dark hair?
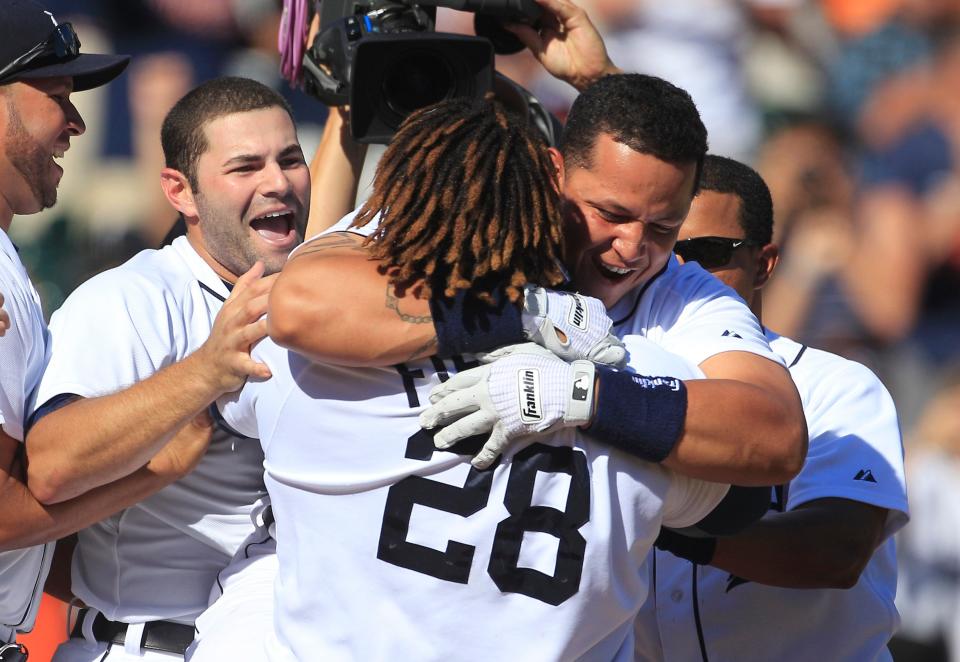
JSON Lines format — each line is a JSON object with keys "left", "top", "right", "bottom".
{"left": 161, "top": 77, "right": 295, "bottom": 190}
{"left": 353, "top": 96, "right": 565, "bottom": 303}
{"left": 698, "top": 154, "right": 774, "bottom": 245}
{"left": 561, "top": 74, "right": 708, "bottom": 184}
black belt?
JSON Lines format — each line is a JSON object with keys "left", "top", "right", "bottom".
{"left": 70, "top": 610, "right": 194, "bottom": 656}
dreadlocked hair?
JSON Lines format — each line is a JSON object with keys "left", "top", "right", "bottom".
{"left": 351, "top": 96, "right": 565, "bottom": 304}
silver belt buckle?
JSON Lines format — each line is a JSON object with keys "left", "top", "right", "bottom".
{"left": 0, "top": 642, "right": 28, "bottom": 662}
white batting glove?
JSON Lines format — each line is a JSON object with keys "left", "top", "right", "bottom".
{"left": 521, "top": 285, "right": 626, "bottom": 368}
{"left": 420, "top": 343, "right": 596, "bottom": 469}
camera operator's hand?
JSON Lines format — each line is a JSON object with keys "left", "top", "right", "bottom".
{"left": 505, "top": 0, "right": 621, "bottom": 92}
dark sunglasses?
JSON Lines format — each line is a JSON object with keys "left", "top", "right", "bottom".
{"left": 674, "top": 236, "right": 758, "bottom": 270}
{"left": 0, "top": 22, "right": 81, "bottom": 84}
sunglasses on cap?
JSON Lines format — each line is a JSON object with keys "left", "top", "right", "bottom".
{"left": 0, "top": 22, "right": 80, "bottom": 84}
{"left": 674, "top": 236, "right": 759, "bottom": 270}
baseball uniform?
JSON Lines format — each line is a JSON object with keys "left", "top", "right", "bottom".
{"left": 0, "top": 228, "right": 52, "bottom": 646}
{"left": 32, "top": 236, "right": 267, "bottom": 662}
{"left": 213, "top": 332, "right": 729, "bottom": 661}
{"left": 634, "top": 330, "right": 909, "bottom": 662}
{"left": 190, "top": 210, "right": 784, "bottom": 660}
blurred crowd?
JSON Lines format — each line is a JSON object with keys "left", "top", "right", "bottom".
{"left": 11, "top": 0, "right": 960, "bottom": 659}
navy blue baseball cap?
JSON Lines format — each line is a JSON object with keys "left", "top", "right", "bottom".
{"left": 0, "top": 0, "right": 130, "bottom": 91}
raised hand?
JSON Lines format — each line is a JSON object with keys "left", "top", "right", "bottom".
{"left": 193, "top": 262, "right": 277, "bottom": 394}
{"left": 505, "top": 0, "right": 621, "bottom": 92}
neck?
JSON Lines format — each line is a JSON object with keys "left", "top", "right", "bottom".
{"left": 185, "top": 228, "right": 238, "bottom": 285}
{"left": 752, "top": 293, "right": 763, "bottom": 325}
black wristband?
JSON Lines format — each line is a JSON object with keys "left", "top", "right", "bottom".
{"left": 585, "top": 367, "right": 687, "bottom": 463}
{"left": 429, "top": 289, "right": 525, "bottom": 357}
{"left": 655, "top": 527, "right": 717, "bottom": 565}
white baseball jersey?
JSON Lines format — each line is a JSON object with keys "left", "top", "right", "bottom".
{"left": 609, "top": 255, "right": 782, "bottom": 368}
{"left": 635, "top": 330, "right": 909, "bottom": 662}
{"left": 32, "top": 236, "right": 267, "bottom": 624}
{"left": 0, "top": 229, "right": 53, "bottom": 641}
{"left": 218, "top": 335, "right": 729, "bottom": 662}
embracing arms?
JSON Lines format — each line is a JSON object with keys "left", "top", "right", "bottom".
{"left": 26, "top": 265, "right": 273, "bottom": 504}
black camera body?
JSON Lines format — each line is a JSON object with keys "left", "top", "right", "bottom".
{"left": 304, "top": 0, "right": 540, "bottom": 143}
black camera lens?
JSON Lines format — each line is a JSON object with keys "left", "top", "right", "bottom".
{"left": 382, "top": 51, "right": 455, "bottom": 116}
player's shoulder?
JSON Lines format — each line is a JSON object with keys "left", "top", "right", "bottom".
{"left": 770, "top": 331, "right": 890, "bottom": 404}
{"left": 617, "top": 257, "right": 746, "bottom": 324}
{"left": 655, "top": 257, "right": 734, "bottom": 300}
{"left": 60, "top": 243, "right": 196, "bottom": 309}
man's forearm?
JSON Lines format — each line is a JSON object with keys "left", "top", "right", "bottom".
{"left": 708, "top": 499, "right": 887, "bottom": 589}
{"left": 664, "top": 378, "right": 806, "bottom": 486}
{"left": 660, "top": 352, "right": 806, "bottom": 486}
{"left": 2, "top": 431, "right": 186, "bottom": 550}
{"left": 270, "top": 235, "right": 439, "bottom": 366}
{"left": 26, "top": 352, "right": 220, "bottom": 504}
{"left": 306, "top": 108, "right": 368, "bottom": 239}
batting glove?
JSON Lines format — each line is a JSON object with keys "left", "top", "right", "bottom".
{"left": 420, "top": 343, "right": 596, "bottom": 469}
{"left": 521, "top": 285, "right": 626, "bottom": 368}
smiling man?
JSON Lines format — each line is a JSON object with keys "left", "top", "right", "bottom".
{"left": 24, "top": 77, "right": 309, "bottom": 662}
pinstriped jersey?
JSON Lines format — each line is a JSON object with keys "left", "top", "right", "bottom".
{"left": 32, "top": 236, "right": 267, "bottom": 624}
{"left": 0, "top": 229, "right": 52, "bottom": 638}
{"left": 218, "top": 335, "right": 729, "bottom": 662}
{"left": 635, "top": 331, "right": 909, "bottom": 662}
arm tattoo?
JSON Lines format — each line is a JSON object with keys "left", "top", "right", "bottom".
{"left": 290, "top": 232, "right": 368, "bottom": 259}
{"left": 404, "top": 334, "right": 439, "bottom": 363}
{"left": 385, "top": 284, "right": 433, "bottom": 324}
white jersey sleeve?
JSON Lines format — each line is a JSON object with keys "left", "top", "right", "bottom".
{"left": 770, "top": 333, "right": 909, "bottom": 539}
{"left": 34, "top": 263, "right": 192, "bottom": 407}
{"left": 613, "top": 257, "right": 782, "bottom": 369}
{"left": 661, "top": 473, "right": 730, "bottom": 529}
{"left": 0, "top": 273, "right": 44, "bottom": 441}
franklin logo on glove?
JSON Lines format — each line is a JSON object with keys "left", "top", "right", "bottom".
{"left": 518, "top": 368, "right": 543, "bottom": 423}
{"left": 568, "top": 294, "right": 588, "bottom": 331}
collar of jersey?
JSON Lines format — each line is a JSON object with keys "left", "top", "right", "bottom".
{"left": 170, "top": 235, "right": 232, "bottom": 301}
{"left": 0, "top": 226, "right": 29, "bottom": 278}
{"left": 610, "top": 253, "right": 675, "bottom": 327}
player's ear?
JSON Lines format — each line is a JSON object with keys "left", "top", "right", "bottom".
{"left": 160, "top": 168, "right": 198, "bottom": 220}
{"left": 548, "top": 147, "right": 565, "bottom": 194}
{"left": 754, "top": 243, "right": 779, "bottom": 289}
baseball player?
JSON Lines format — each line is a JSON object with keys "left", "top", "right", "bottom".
{"left": 269, "top": 0, "right": 806, "bottom": 487}
{"left": 23, "top": 77, "right": 308, "bottom": 662}
{"left": 203, "top": 96, "right": 751, "bottom": 661}
{"left": 0, "top": 3, "right": 215, "bottom": 657}
{"left": 633, "top": 155, "right": 909, "bottom": 661}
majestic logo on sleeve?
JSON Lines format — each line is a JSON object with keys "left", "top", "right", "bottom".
{"left": 568, "top": 294, "right": 588, "bottom": 331}
{"left": 571, "top": 372, "right": 591, "bottom": 401}
{"left": 518, "top": 368, "right": 543, "bottom": 423}
{"left": 721, "top": 329, "right": 743, "bottom": 339}
{"left": 854, "top": 469, "right": 878, "bottom": 483}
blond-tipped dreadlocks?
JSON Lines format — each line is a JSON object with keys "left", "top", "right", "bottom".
{"left": 351, "top": 96, "right": 565, "bottom": 303}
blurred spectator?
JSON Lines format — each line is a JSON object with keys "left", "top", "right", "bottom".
{"left": 894, "top": 368, "right": 960, "bottom": 661}
{"left": 758, "top": 123, "right": 925, "bottom": 369}
{"left": 553, "top": 0, "right": 803, "bottom": 161}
